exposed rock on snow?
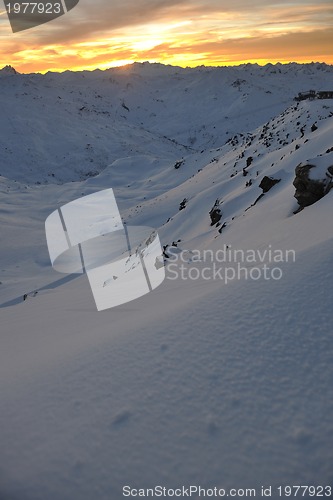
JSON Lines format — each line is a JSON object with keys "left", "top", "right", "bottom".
{"left": 209, "top": 199, "right": 223, "bottom": 226}
{"left": 246, "top": 176, "right": 281, "bottom": 209}
{"left": 259, "top": 176, "right": 281, "bottom": 193}
{"left": 293, "top": 153, "right": 333, "bottom": 210}
{"left": 179, "top": 198, "right": 187, "bottom": 211}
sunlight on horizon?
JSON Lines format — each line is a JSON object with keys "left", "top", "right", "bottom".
{"left": 0, "top": 1, "right": 332, "bottom": 73}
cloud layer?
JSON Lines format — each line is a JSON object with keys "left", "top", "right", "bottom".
{"left": 0, "top": 0, "right": 332, "bottom": 72}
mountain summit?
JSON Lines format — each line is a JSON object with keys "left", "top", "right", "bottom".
{"left": 0, "top": 65, "right": 18, "bottom": 75}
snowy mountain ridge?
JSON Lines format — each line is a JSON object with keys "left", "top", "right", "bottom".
{"left": 1, "top": 61, "right": 332, "bottom": 183}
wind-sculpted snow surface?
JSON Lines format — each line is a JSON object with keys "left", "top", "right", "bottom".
{"left": 0, "top": 63, "right": 333, "bottom": 499}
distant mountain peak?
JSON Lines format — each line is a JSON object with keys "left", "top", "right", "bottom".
{"left": 0, "top": 65, "right": 19, "bottom": 75}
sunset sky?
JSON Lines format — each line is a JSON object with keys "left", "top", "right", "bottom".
{"left": 0, "top": 0, "right": 332, "bottom": 73}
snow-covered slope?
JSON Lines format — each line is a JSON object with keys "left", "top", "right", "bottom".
{"left": 0, "top": 61, "right": 332, "bottom": 183}
{"left": 0, "top": 63, "right": 333, "bottom": 499}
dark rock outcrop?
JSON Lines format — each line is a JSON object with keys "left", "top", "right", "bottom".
{"left": 209, "top": 199, "right": 222, "bottom": 226}
{"left": 174, "top": 160, "right": 184, "bottom": 169}
{"left": 259, "top": 176, "right": 281, "bottom": 193}
{"left": 293, "top": 163, "right": 333, "bottom": 210}
{"left": 247, "top": 176, "right": 281, "bottom": 209}
{"left": 179, "top": 198, "right": 187, "bottom": 211}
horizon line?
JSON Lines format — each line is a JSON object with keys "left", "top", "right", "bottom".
{"left": 2, "top": 59, "right": 332, "bottom": 76}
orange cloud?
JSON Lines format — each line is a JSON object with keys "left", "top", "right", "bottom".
{"left": 0, "top": 1, "right": 332, "bottom": 72}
